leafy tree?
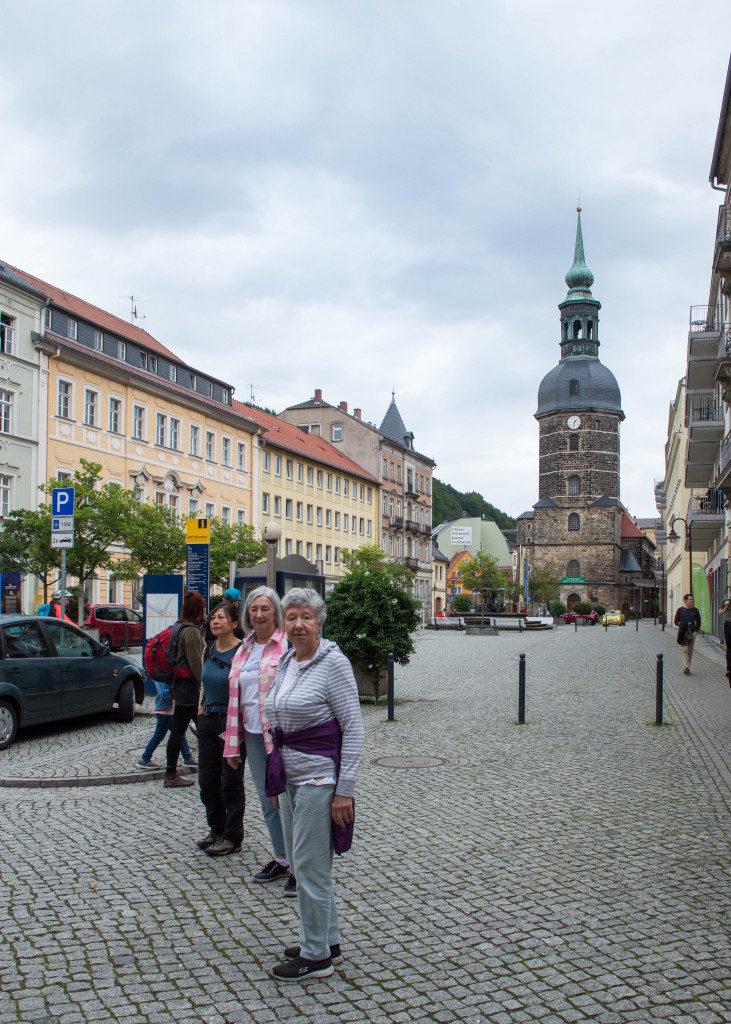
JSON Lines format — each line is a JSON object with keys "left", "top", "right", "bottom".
{"left": 117, "top": 502, "right": 187, "bottom": 576}
{"left": 432, "top": 478, "right": 517, "bottom": 533}
{"left": 457, "top": 552, "right": 509, "bottom": 622}
{"left": 326, "top": 546, "right": 421, "bottom": 699}
{"left": 549, "top": 599, "right": 566, "bottom": 617}
{"left": 340, "top": 545, "right": 413, "bottom": 589}
{"left": 206, "top": 518, "right": 267, "bottom": 588}
{"left": 0, "top": 507, "right": 61, "bottom": 600}
{"left": 528, "top": 567, "right": 561, "bottom": 610}
{"left": 39, "top": 460, "right": 141, "bottom": 624}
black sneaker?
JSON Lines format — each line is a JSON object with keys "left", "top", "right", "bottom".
{"left": 284, "top": 943, "right": 342, "bottom": 965}
{"left": 283, "top": 874, "right": 297, "bottom": 897}
{"left": 270, "top": 955, "right": 333, "bottom": 982}
{"left": 253, "top": 859, "right": 289, "bottom": 883}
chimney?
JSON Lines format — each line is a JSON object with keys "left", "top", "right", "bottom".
{"left": 354, "top": 408, "right": 361, "bottom": 419}
{"left": 314, "top": 388, "right": 322, "bottom": 403}
{"left": 339, "top": 401, "right": 348, "bottom": 413}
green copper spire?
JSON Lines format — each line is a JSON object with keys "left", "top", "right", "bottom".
{"left": 564, "top": 206, "right": 595, "bottom": 299}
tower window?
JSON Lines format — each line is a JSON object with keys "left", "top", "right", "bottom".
{"left": 568, "top": 475, "right": 581, "bottom": 496}
{"left": 567, "top": 559, "right": 581, "bottom": 577}
{"left": 586, "top": 322, "right": 593, "bottom": 339}
{"left": 569, "top": 379, "right": 580, "bottom": 397}
{"left": 572, "top": 320, "right": 582, "bottom": 339}
{"left": 569, "top": 433, "right": 579, "bottom": 451}
{"left": 568, "top": 513, "right": 580, "bottom": 532}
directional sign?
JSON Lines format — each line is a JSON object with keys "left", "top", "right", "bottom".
{"left": 186, "top": 517, "right": 210, "bottom": 544}
{"left": 186, "top": 543, "right": 210, "bottom": 612}
{"left": 52, "top": 517, "right": 74, "bottom": 532}
{"left": 51, "top": 533, "right": 74, "bottom": 548}
{"left": 52, "top": 487, "right": 75, "bottom": 517}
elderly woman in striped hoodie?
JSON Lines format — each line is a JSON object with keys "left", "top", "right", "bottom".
{"left": 223, "top": 587, "right": 293, "bottom": 889}
{"left": 265, "top": 587, "right": 364, "bottom": 983}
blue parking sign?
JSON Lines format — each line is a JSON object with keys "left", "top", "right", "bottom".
{"left": 51, "top": 487, "right": 75, "bottom": 517}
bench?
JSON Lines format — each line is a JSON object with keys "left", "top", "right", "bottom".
{"left": 430, "top": 617, "right": 465, "bottom": 630}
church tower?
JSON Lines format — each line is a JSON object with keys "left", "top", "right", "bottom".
{"left": 535, "top": 207, "right": 624, "bottom": 503}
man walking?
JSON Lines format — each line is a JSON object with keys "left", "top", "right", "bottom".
{"left": 674, "top": 593, "right": 701, "bottom": 676}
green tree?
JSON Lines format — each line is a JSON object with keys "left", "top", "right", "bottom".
{"left": 457, "top": 552, "right": 509, "bottom": 622}
{"left": 116, "top": 502, "right": 187, "bottom": 576}
{"left": 340, "top": 544, "right": 414, "bottom": 589}
{"left": 528, "top": 567, "right": 562, "bottom": 610}
{"left": 39, "top": 460, "right": 140, "bottom": 624}
{"left": 326, "top": 546, "right": 421, "bottom": 698}
{"left": 206, "top": 518, "right": 267, "bottom": 589}
{"left": 432, "top": 478, "right": 517, "bottom": 533}
{"left": 0, "top": 506, "right": 61, "bottom": 600}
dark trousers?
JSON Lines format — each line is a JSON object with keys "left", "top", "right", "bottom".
{"left": 166, "top": 703, "right": 198, "bottom": 774}
{"left": 724, "top": 621, "right": 731, "bottom": 675}
{"left": 197, "top": 710, "right": 245, "bottom": 845}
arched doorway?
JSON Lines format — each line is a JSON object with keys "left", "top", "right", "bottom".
{"left": 567, "top": 592, "right": 581, "bottom": 610}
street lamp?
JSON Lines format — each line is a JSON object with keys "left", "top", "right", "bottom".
{"left": 667, "top": 516, "right": 693, "bottom": 597}
{"left": 262, "top": 521, "right": 282, "bottom": 591}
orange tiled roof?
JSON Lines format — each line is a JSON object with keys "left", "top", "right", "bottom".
{"left": 234, "top": 401, "right": 378, "bottom": 483}
{"left": 3, "top": 260, "right": 179, "bottom": 361}
{"left": 621, "top": 510, "right": 646, "bottom": 539}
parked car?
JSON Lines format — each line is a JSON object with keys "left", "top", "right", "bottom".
{"left": 84, "top": 604, "right": 143, "bottom": 650}
{"left": 602, "top": 609, "right": 625, "bottom": 626}
{"left": 562, "top": 609, "right": 599, "bottom": 625}
{"left": 0, "top": 614, "right": 146, "bottom": 751}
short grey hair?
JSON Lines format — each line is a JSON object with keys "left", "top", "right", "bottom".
{"left": 281, "top": 587, "right": 327, "bottom": 625}
{"left": 243, "top": 586, "right": 283, "bottom": 631}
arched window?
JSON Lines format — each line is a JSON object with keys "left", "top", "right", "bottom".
{"left": 586, "top": 321, "right": 593, "bottom": 339}
{"left": 566, "top": 592, "right": 581, "bottom": 609}
{"left": 567, "top": 559, "right": 581, "bottom": 577}
{"left": 568, "top": 513, "right": 580, "bottom": 532}
{"left": 569, "top": 378, "right": 580, "bottom": 397}
{"left": 569, "top": 433, "right": 579, "bottom": 451}
{"left": 572, "top": 319, "right": 582, "bottom": 339}
{"left": 568, "top": 475, "right": 581, "bottom": 496}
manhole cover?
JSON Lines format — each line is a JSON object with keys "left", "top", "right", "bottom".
{"left": 372, "top": 755, "right": 446, "bottom": 769}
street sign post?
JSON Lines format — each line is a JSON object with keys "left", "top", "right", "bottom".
{"left": 51, "top": 488, "right": 75, "bottom": 517}
{"left": 51, "top": 488, "right": 76, "bottom": 618}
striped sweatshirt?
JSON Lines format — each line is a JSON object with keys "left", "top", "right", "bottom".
{"left": 264, "top": 639, "right": 364, "bottom": 798}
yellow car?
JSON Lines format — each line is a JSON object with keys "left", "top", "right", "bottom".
{"left": 602, "top": 609, "right": 625, "bottom": 626}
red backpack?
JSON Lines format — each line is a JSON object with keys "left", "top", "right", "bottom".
{"left": 144, "top": 623, "right": 195, "bottom": 683}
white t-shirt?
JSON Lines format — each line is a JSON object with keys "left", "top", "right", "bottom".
{"left": 239, "top": 642, "right": 265, "bottom": 734}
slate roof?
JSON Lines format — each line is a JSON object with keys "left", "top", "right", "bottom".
{"left": 590, "top": 494, "right": 617, "bottom": 507}
{"left": 533, "top": 496, "right": 557, "bottom": 509}
{"left": 537, "top": 358, "right": 623, "bottom": 418}
{"left": 619, "top": 549, "right": 642, "bottom": 572}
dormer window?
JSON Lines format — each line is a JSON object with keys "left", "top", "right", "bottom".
{"left": 569, "top": 379, "right": 580, "bottom": 397}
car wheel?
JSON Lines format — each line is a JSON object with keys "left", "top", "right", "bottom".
{"left": 0, "top": 699, "right": 19, "bottom": 751}
{"left": 116, "top": 679, "right": 135, "bottom": 723}
{"left": 100, "top": 634, "right": 112, "bottom": 651}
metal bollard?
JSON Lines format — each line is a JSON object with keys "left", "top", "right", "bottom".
{"left": 518, "top": 617, "right": 522, "bottom": 633}
{"left": 518, "top": 653, "right": 526, "bottom": 724}
{"left": 636, "top": 611, "right": 639, "bottom": 632}
{"left": 387, "top": 652, "right": 394, "bottom": 722}
{"left": 655, "top": 653, "right": 663, "bottom": 725}
{"left": 574, "top": 617, "right": 578, "bottom": 632}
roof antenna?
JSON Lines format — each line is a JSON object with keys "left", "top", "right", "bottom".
{"left": 128, "top": 295, "right": 145, "bottom": 324}
{"left": 249, "top": 384, "right": 257, "bottom": 403}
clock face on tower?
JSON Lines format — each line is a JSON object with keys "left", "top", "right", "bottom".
{"left": 567, "top": 415, "right": 581, "bottom": 430}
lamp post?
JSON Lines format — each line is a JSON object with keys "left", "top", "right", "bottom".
{"left": 667, "top": 517, "right": 692, "bottom": 598}
{"left": 262, "top": 521, "right": 282, "bottom": 591}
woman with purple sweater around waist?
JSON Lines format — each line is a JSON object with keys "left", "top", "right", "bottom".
{"left": 265, "top": 588, "right": 364, "bottom": 983}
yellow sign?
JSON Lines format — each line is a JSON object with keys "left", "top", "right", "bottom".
{"left": 186, "top": 517, "right": 211, "bottom": 544}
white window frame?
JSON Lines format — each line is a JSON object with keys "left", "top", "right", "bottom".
{"left": 94, "top": 330, "right": 104, "bottom": 351}
{"left": 222, "top": 436, "right": 231, "bottom": 467}
{"left": 0, "top": 391, "right": 12, "bottom": 434}
{"left": 170, "top": 417, "right": 180, "bottom": 450}
{"left": 57, "top": 380, "right": 72, "bottom": 419}
{"left": 84, "top": 388, "right": 98, "bottom": 427}
{"left": 132, "top": 404, "right": 146, "bottom": 440}
{"left": 190, "top": 424, "right": 200, "bottom": 457}
{"left": 0, "top": 474, "right": 13, "bottom": 516}
{"left": 109, "top": 397, "right": 122, "bottom": 434}
{"left": 67, "top": 318, "right": 78, "bottom": 341}
{"left": 156, "top": 413, "right": 167, "bottom": 447}
{"left": 237, "top": 442, "right": 246, "bottom": 471}
{"left": 206, "top": 431, "right": 216, "bottom": 462}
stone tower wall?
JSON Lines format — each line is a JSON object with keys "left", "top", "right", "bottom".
{"left": 537, "top": 412, "right": 621, "bottom": 501}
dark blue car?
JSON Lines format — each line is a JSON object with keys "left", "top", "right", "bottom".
{"left": 0, "top": 614, "right": 146, "bottom": 751}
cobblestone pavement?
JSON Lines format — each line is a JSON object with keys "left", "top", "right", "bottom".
{"left": 1, "top": 623, "right": 730, "bottom": 1023}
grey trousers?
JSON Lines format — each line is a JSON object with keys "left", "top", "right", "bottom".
{"left": 279, "top": 783, "right": 339, "bottom": 961}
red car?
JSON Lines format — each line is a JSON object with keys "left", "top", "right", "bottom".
{"left": 84, "top": 605, "right": 143, "bottom": 650}
{"left": 562, "top": 609, "right": 599, "bottom": 625}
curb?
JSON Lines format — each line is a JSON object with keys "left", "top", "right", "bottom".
{"left": 0, "top": 766, "right": 197, "bottom": 790}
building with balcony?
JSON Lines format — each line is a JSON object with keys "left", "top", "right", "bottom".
{"left": 279, "top": 389, "right": 435, "bottom": 615}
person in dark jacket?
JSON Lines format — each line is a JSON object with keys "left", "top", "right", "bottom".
{"left": 164, "top": 590, "right": 206, "bottom": 789}
{"left": 674, "top": 593, "right": 701, "bottom": 676}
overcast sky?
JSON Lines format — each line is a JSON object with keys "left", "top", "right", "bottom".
{"left": 2, "top": 1, "right": 730, "bottom": 520}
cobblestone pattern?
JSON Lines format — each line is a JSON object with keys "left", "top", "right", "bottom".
{"left": 1, "top": 624, "right": 730, "bottom": 1023}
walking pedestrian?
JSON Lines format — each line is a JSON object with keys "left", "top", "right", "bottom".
{"left": 164, "top": 590, "right": 206, "bottom": 789}
{"left": 137, "top": 678, "right": 198, "bottom": 770}
{"left": 674, "top": 593, "right": 701, "bottom": 676}
{"left": 223, "top": 586, "right": 293, "bottom": 889}
{"left": 719, "top": 593, "right": 731, "bottom": 683}
{"left": 196, "top": 602, "right": 245, "bottom": 856}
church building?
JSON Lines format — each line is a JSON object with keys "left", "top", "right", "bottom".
{"left": 517, "top": 210, "right": 655, "bottom": 614}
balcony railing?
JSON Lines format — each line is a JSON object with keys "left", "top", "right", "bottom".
{"left": 689, "top": 305, "right": 723, "bottom": 332}
{"left": 717, "top": 205, "right": 731, "bottom": 246}
{"left": 404, "top": 557, "right": 419, "bottom": 570}
{"left": 687, "top": 391, "right": 722, "bottom": 423}
{"left": 405, "top": 518, "right": 419, "bottom": 532}
{"left": 389, "top": 515, "right": 403, "bottom": 527}
{"left": 689, "top": 490, "right": 725, "bottom": 516}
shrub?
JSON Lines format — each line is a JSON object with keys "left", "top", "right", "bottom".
{"left": 592, "top": 604, "right": 606, "bottom": 617}
{"left": 453, "top": 595, "right": 472, "bottom": 614}
{"left": 549, "top": 599, "right": 566, "bottom": 617}
{"left": 573, "top": 600, "right": 593, "bottom": 615}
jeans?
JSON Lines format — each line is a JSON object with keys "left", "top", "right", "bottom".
{"left": 197, "top": 710, "right": 245, "bottom": 845}
{"left": 244, "top": 730, "right": 286, "bottom": 859}
{"left": 682, "top": 634, "right": 696, "bottom": 671}
{"left": 279, "top": 783, "right": 339, "bottom": 962}
{"left": 142, "top": 714, "right": 191, "bottom": 764}
{"left": 166, "top": 703, "right": 198, "bottom": 774}
{"left": 724, "top": 621, "right": 731, "bottom": 675}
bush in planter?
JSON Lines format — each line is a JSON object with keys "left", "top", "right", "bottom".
{"left": 573, "top": 600, "right": 593, "bottom": 615}
{"left": 549, "top": 599, "right": 566, "bottom": 618}
{"left": 453, "top": 595, "right": 472, "bottom": 614}
{"left": 592, "top": 604, "right": 606, "bottom": 617}
{"left": 325, "top": 546, "right": 421, "bottom": 700}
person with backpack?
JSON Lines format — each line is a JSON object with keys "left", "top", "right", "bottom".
{"left": 164, "top": 590, "right": 206, "bottom": 789}
{"left": 674, "top": 592, "right": 702, "bottom": 676}
{"left": 136, "top": 678, "right": 198, "bottom": 771}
